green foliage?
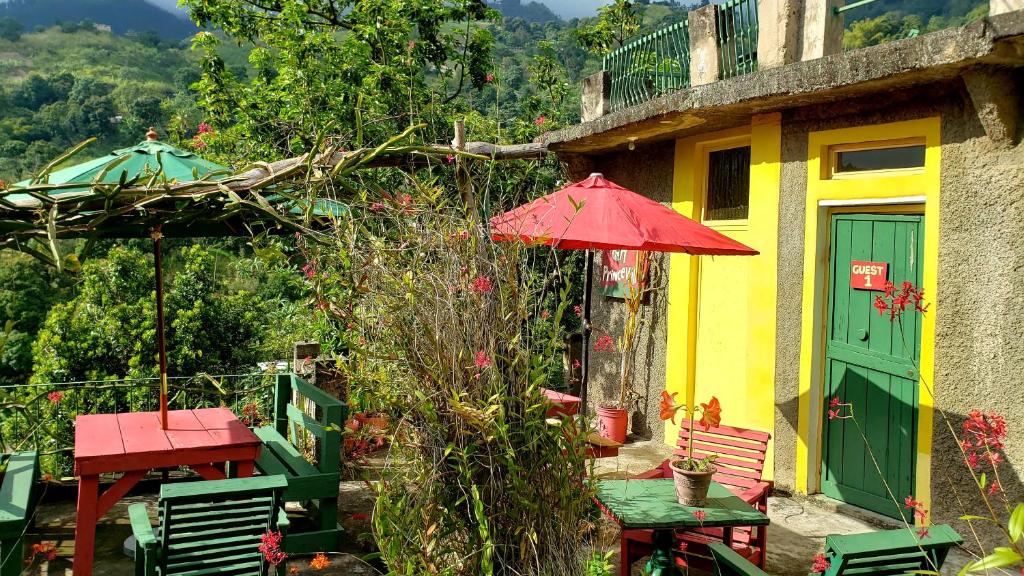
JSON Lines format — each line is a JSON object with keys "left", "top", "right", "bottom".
{"left": 180, "top": 0, "right": 501, "bottom": 160}
{"left": 574, "top": 0, "right": 642, "bottom": 55}
{"left": 293, "top": 173, "right": 596, "bottom": 574}
{"left": 28, "top": 244, "right": 297, "bottom": 384}
{"left": 844, "top": 2, "right": 988, "bottom": 50}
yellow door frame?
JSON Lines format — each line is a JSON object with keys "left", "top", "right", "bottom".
{"left": 794, "top": 117, "right": 941, "bottom": 519}
{"left": 665, "top": 115, "right": 781, "bottom": 464}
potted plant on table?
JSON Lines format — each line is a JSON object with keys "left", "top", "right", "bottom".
{"left": 659, "top": 392, "right": 722, "bottom": 506}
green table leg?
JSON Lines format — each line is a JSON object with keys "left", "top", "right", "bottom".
{"left": 644, "top": 530, "right": 683, "bottom": 576}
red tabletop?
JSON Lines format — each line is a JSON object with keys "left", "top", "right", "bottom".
{"left": 74, "top": 407, "right": 260, "bottom": 475}
{"left": 540, "top": 387, "right": 581, "bottom": 417}
{"left": 73, "top": 408, "right": 262, "bottom": 575}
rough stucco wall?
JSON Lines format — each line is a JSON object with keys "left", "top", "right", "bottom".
{"left": 584, "top": 142, "right": 675, "bottom": 440}
{"left": 932, "top": 80, "right": 1024, "bottom": 544}
{"left": 772, "top": 81, "right": 1024, "bottom": 542}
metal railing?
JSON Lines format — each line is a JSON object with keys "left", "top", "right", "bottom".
{"left": 0, "top": 373, "right": 280, "bottom": 476}
{"left": 717, "top": 0, "right": 759, "bottom": 79}
{"left": 603, "top": 19, "right": 691, "bottom": 113}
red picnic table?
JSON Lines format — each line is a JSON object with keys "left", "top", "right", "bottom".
{"left": 73, "top": 407, "right": 262, "bottom": 576}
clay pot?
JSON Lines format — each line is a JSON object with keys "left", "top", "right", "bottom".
{"left": 670, "top": 460, "right": 716, "bottom": 506}
{"left": 596, "top": 405, "right": 628, "bottom": 443}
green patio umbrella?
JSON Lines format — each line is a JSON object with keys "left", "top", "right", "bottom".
{"left": 14, "top": 128, "right": 230, "bottom": 429}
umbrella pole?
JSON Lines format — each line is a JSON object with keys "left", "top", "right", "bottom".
{"left": 151, "top": 227, "right": 169, "bottom": 430}
{"left": 579, "top": 249, "right": 594, "bottom": 416}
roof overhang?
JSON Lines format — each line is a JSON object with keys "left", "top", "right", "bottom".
{"left": 539, "top": 11, "right": 1024, "bottom": 155}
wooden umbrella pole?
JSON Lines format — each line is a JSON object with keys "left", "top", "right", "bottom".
{"left": 151, "top": 227, "right": 169, "bottom": 430}
{"left": 579, "top": 249, "right": 594, "bottom": 416}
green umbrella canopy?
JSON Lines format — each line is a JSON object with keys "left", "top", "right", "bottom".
{"left": 12, "top": 130, "right": 228, "bottom": 194}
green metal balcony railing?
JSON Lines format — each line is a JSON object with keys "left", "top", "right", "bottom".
{"left": 717, "top": 0, "right": 759, "bottom": 79}
{"left": 601, "top": 1, "right": 760, "bottom": 113}
{"left": 603, "top": 19, "right": 691, "bottom": 113}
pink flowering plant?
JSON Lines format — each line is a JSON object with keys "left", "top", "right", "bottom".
{"left": 833, "top": 281, "right": 1023, "bottom": 575}
{"left": 290, "top": 171, "right": 596, "bottom": 574}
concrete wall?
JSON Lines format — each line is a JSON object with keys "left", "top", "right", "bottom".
{"left": 772, "top": 81, "right": 1024, "bottom": 542}
{"left": 583, "top": 142, "right": 675, "bottom": 440}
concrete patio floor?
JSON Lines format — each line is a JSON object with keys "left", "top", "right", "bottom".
{"left": 22, "top": 439, "right": 973, "bottom": 575}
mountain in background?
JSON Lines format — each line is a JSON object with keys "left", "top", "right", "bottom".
{"left": 0, "top": 0, "right": 198, "bottom": 39}
{"left": 488, "top": 0, "right": 562, "bottom": 23}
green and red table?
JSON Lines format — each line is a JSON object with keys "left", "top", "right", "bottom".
{"left": 73, "top": 407, "right": 262, "bottom": 576}
{"left": 595, "top": 479, "right": 770, "bottom": 575}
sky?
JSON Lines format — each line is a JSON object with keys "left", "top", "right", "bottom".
{"left": 137, "top": 0, "right": 612, "bottom": 21}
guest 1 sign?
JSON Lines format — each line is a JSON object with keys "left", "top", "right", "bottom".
{"left": 850, "top": 260, "right": 888, "bottom": 290}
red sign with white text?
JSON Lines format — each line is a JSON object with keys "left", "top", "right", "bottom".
{"left": 850, "top": 260, "right": 888, "bottom": 290}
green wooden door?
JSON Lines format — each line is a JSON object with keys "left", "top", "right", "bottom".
{"left": 821, "top": 213, "right": 924, "bottom": 520}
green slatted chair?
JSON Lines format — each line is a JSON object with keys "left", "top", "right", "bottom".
{"left": 254, "top": 373, "right": 345, "bottom": 554}
{"left": 0, "top": 452, "right": 39, "bottom": 576}
{"left": 708, "top": 525, "right": 963, "bottom": 576}
{"left": 129, "top": 475, "right": 289, "bottom": 576}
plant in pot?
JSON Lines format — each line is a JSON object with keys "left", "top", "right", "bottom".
{"left": 659, "top": 392, "right": 722, "bottom": 506}
{"left": 596, "top": 251, "right": 651, "bottom": 443}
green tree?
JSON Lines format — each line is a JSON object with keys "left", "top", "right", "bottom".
{"left": 179, "top": 0, "right": 500, "bottom": 160}
{"left": 574, "top": 0, "right": 641, "bottom": 55}
{"left": 0, "top": 16, "right": 24, "bottom": 42}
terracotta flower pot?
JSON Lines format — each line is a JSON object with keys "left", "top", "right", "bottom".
{"left": 596, "top": 405, "right": 628, "bottom": 443}
{"left": 670, "top": 460, "right": 716, "bottom": 506}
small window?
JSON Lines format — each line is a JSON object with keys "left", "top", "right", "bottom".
{"left": 834, "top": 144, "right": 925, "bottom": 174}
{"left": 705, "top": 146, "right": 751, "bottom": 221}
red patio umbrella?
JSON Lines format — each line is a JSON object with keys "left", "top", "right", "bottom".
{"left": 490, "top": 173, "right": 757, "bottom": 415}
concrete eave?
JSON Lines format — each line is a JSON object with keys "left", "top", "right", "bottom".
{"left": 539, "top": 11, "right": 1024, "bottom": 155}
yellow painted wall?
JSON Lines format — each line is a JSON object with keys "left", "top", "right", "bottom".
{"left": 664, "top": 115, "right": 781, "bottom": 479}
{"left": 794, "top": 118, "right": 940, "bottom": 519}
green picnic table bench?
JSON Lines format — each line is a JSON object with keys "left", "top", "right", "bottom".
{"left": 254, "top": 373, "right": 346, "bottom": 554}
{"left": 0, "top": 451, "right": 40, "bottom": 576}
{"left": 129, "top": 474, "right": 289, "bottom": 576}
{"left": 709, "top": 524, "right": 963, "bottom": 576}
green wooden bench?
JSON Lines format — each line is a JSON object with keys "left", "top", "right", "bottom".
{"left": 709, "top": 525, "right": 963, "bottom": 576}
{"left": 254, "top": 373, "right": 346, "bottom": 554}
{"left": 129, "top": 474, "right": 289, "bottom": 576}
{"left": 0, "top": 451, "right": 39, "bottom": 576}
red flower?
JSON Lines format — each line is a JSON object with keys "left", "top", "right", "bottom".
{"left": 873, "top": 296, "right": 888, "bottom": 316}
{"left": 659, "top": 391, "right": 680, "bottom": 423}
{"left": 692, "top": 510, "right": 706, "bottom": 521}
{"left": 904, "top": 495, "right": 921, "bottom": 509}
{"left": 240, "top": 402, "right": 262, "bottom": 426}
{"left": 397, "top": 193, "right": 413, "bottom": 207}
{"left": 829, "top": 397, "right": 841, "bottom": 408}
{"left": 446, "top": 154, "right": 456, "bottom": 164}
{"left": 811, "top": 553, "right": 830, "bottom": 573}
{"left": 486, "top": 73, "right": 494, "bottom": 82}
{"left": 192, "top": 134, "right": 207, "bottom": 149}
{"left": 698, "top": 396, "right": 722, "bottom": 430}
{"left": 573, "top": 304, "right": 583, "bottom": 317}
{"left": 370, "top": 201, "right": 386, "bottom": 212}
{"left": 474, "top": 350, "right": 492, "bottom": 369}
{"left": 534, "top": 115, "right": 546, "bottom": 126}
{"left": 302, "top": 263, "right": 315, "bottom": 279}
{"left": 259, "top": 531, "right": 288, "bottom": 566}
{"left": 471, "top": 275, "right": 493, "bottom": 294}
{"left": 310, "top": 553, "right": 331, "bottom": 570}
{"left": 197, "top": 122, "right": 213, "bottom": 134}
{"left": 47, "top": 391, "right": 63, "bottom": 404}
{"left": 593, "top": 334, "right": 615, "bottom": 352}
{"left": 458, "top": 230, "right": 471, "bottom": 240}
{"left": 540, "top": 309, "right": 550, "bottom": 319}
{"left": 916, "top": 527, "right": 930, "bottom": 539}
{"left": 0, "top": 179, "right": 7, "bottom": 190}
{"left": 572, "top": 358, "right": 581, "bottom": 369}
{"left": 987, "top": 480, "right": 1001, "bottom": 496}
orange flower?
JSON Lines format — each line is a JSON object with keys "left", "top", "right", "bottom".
{"left": 310, "top": 553, "right": 331, "bottom": 570}
{"left": 698, "top": 396, "right": 721, "bottom": 430}
{"left": 659, "top": 391, "right": 681, "bottom": 423}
